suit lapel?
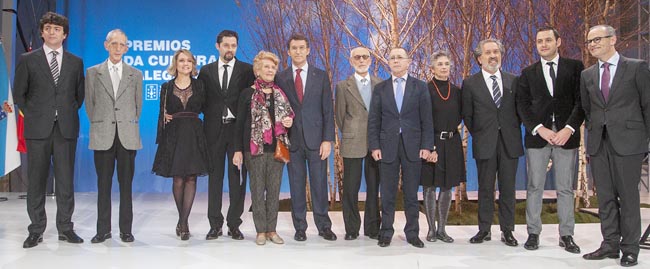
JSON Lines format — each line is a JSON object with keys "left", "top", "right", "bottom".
{"left": 533, "top": 61, "right": 552, "bottom": 97}
{"left": 35, "top": 49, "right": 57, "bottom": 88}
{"left": 400, "top": 76, "right": 417, "bottom": 114}
{"left": 590, "top": 65, "right": 606, "bottom": 105}
{"left": 303, "top": 68, "right": 316, "bottom": 101}
{"left": 280, "top": 69, "right": 299, "bottom": 106}
{"left": 228, "top": 61, "right": 242, "bottom": 92}
{"left": 476, "top": 72, "right": 498, "bottom": 109}
{"left": 97, "top": 62, "right": 115, "bottom": 100}
{"left": 116, "top": 65, "right": 135, "bottom": 100}
{"left": 345, "top": 76, "right": 366, "bottom": 109}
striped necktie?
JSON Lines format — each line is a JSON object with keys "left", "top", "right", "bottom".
{"left": 490, "top": 75, "right": 501, "bottom": 108}
{"left": 50, "top": 51, "right": 60, "bottom": 85}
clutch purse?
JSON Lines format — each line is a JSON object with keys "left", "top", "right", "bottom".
{"left": 274, "top": 139, "right": 290, "bottom": 163}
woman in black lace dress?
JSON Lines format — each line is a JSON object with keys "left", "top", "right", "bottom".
{"left": 152, "top": 49, "right": 210, "bottom": 240}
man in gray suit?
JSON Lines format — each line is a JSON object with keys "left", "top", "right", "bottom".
{"left": 85, "top": 29, "right": 143, "bottom": 244}
{"left": 14, "top": 12, "right": 85, "bottom": 248}
{"left": 335, "top": 47, "right": 381, "bottom": 240}
{"left": 581, "top": 25, "right": 650, "bottom": 267}
{"left": 462, "top": 38, "right": 523, "bottom": 247}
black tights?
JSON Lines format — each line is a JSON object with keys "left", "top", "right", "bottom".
{"left": 173, "top": 176, "right": 197, "bottom": 232}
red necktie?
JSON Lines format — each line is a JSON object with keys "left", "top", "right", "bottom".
{"left": 295, "top": 69, "right": 303, "bottom": 103}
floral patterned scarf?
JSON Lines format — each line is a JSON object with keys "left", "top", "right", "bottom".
{"left": 250, "top": 78, "right": 295, "bottom": 156}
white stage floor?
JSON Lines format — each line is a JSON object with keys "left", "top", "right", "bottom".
{"left": 0, "top": 192, "right": 648, "bottom": 269}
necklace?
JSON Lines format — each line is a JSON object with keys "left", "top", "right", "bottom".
{"left": 432, "top": 78, "right": 450, "bottom": 101}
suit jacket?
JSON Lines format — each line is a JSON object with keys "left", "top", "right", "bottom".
{"left": 517, "top": 57, "right": 585, "bottom": 149}
{"left": 276, "top": 65, "right": 334, "bottom": 151}
{"left": 367, "top": 75, "right": 434, "bottom": 163}
{"left": 462, "top": 70, "right": 523, "bottom": 159}
{"left": 580, "top": 55, "right": 650, "bottom": 156}
{"left": 335, "top": 75, "right": 381, "bottom": 158}
{"left": 85, "top": 61, "right": 143, "bottom": 150}
{"left": 14, "top": 48, "right": 85, "bottom": 139}
{"left": 198, "top": 59, "right": 255, "bottom": 143}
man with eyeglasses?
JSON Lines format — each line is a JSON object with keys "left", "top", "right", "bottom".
{"left": 335, "top": 47, "right": 381, "bottom": 241}
{"left": 462, "top": 38, "right": 523, "bottom": 247}
{"left": 580, "top": 25, "right": 650, "bottom": 267}
{"left": 275, "top": 33, "right": 336, "bottom": 242}
{"left": 85, "top": 29, "right": 143, "bottom": 244}
{"left": 368, "top": 47, "right": 434, "bottom": 248}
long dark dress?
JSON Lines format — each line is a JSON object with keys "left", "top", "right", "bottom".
{"left": 152, "top": 78, "right": 210, "bottom": 177}
{"left": 421, "top": 78, "right": 466, "bottom": 188}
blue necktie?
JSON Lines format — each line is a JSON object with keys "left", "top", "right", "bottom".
{"left": 490, "top": 75, "right": 501, "bottom": 108}
{"left": 395, "top": 78, "right": 405, "bottom": 112}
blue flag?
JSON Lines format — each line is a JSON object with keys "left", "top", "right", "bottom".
{"left": 0, "top": 41, "right": 21, "bottom": 176}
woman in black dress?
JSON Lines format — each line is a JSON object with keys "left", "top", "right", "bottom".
{"left": 152, "top": 49, "right": 210, "bottom": 240}
{"left": 422, "top": 51, "right": 465, "bottom": 243}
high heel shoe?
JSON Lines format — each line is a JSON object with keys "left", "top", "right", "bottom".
{"left": 175, "top": 224, "right": 181, "bottom": 237}
{"left": 180, "top": 230, "right": 190, "bottom": 241}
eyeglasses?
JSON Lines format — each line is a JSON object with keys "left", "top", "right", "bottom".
{"left": 585, "top": 35, "right": 612, "bottom": 45}
{"left": 352, "top": 55, "right": 370, "bottom": 60}
{"left": 389, "top": 55, "right": 409, "bottom": 61}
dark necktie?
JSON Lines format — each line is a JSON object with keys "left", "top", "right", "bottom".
{"left": 222, "top": 64, "right": 229, "bottom": 91}
{"left": 50, "top": 51, "right": 60, "bottom": 85}
{"left": 601, "top": 62, "right": 611, "bottom": 102}
{"left": 547, "top": 62, "right": 556, "bottom": 95}
{"left": 295, "top": 68, "right": 303, "bottom": 103}
{"left": 490, "top": 75, "right": 501, "bottom": 108}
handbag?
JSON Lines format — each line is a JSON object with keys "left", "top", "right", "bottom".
{"left": 274, "top": 139, "right": 290, "bottom": 163}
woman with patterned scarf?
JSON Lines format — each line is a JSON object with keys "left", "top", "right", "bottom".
{"left": 233, "top": 51, "right": 294, "bottom": 245}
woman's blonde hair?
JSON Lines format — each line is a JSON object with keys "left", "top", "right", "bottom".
{"left": 167, "top": 49, "right": 198, "bottom": 77}
{"left": 252, "top": 50, "right": 280, "bottom": 76}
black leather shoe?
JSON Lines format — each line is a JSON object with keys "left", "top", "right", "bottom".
{"left": 469, "top": 231, "right": 491, "bottom": 243}
{"left": 436, "top": 231, "right": 454, "bottom": 243}
{"left": 294, "top": 230, "right": 307, "bottom": 241}
{"left": 501, "top": 231, "right": 518, "bottom": 247}
{"left": 366, "top": 233, "right": 379, "bottom": 240}
{"left": 620, "top": 253, "right": 638, "bottom": 267}
{"left": 23, "top": 233, "right": 43, "bottom": 248}
{"left": 318, "top": 228, "right": 337, "bottom": 241}
{"left": 344, "top": 233, "right": 358, "bottom": 240}
{"left": 205, "top": 228, "right": 222, "bottom": 240}
{"left": 426, "top": 230, "right": 437, "bottom": 242}
{"left": 91, "top": 232, "right": 112, "bottom": 243}
{"left": 58, "top": 230, "right": 84, "bottom": 243}
{"left": 559, "top": 235, "right": 580, "bottom": 254}
{"left": 523, "top": 234, "right": 539, "bottom": 250}
{"left": 583, "top": 247, "right": 619, "bottom": 260}
{"left": 227, "top": 228, "right": 244, "bottom": 240}
{"left": 378, "top": 237, "right": 391, "bottom": 247}
{"left": 407, "top": 237, "right": 425, "bottom": 248}
{"left": 119, "top": 233, "right": 135, "bottom": 243}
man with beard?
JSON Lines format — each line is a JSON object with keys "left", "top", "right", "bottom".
{"left": 198, "top": 30, "right": 255, "bottom": 240}
{"left": 462, "top": 38, "right": 523, "bottom": 247}
{"left": 335, "top": 46, "right": 381, "bottom": 240}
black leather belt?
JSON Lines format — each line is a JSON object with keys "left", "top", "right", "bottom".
{"left": 435, "top": 130, "right": 457, "bottom": 140}
{"left": 172, "top": 112, "right": 199, "bottom": 119}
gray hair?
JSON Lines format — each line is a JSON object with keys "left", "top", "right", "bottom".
{"left": 473, "top": 38, "right": 505, "bottom": 58}
{"left": 589, "top": 25, "right": 616, "bottom": 37}
{"left": 432, "top": 50, "right": 451, "bottom": 62}
{"left": 105, "top": 29, "right": 127, "bottom": 42}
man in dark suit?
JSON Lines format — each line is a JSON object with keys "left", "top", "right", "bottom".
{"left": 367, "top": 47, "right": 434, "bottom": 248}
{"left": 14, "top": 12, "right": 85, "bottom": 248}
{"left": 85, "top": 29, "right": 143, "bottom": 244}
{"left": 580, "top": 25, "right": 650, "bottom": 267}
{"left": 462, "top": 38, "right": 523, "bottom": 247}
{"left": 275, "top": 33, "right": 336, "bottom": 241}
{"left": 335, "top": 47, "right": 381, "bottom": 241}
{"left": 198, "top": 30, "right": 255, "bottom": 240}
{"left": 516, "top": 26, "right": 584, "bottom": 253}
